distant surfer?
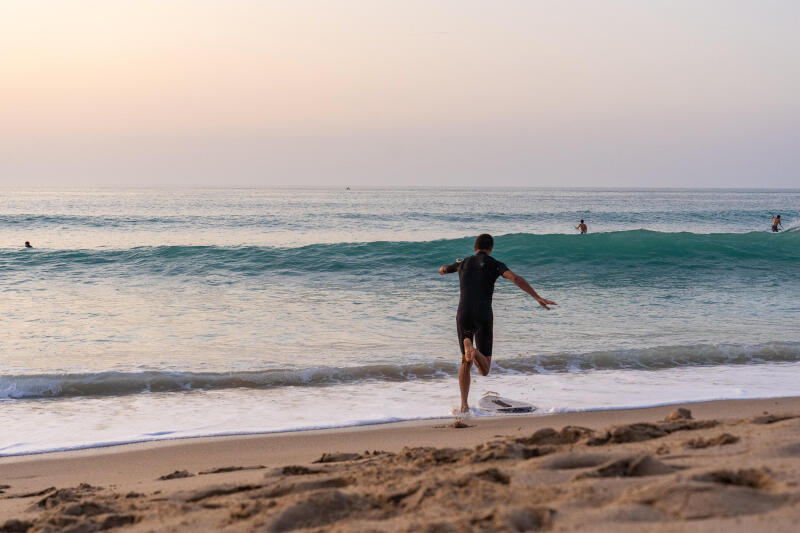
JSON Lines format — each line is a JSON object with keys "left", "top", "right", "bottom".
{"left": 576, "top": 220, "right": 587, "bottom": 234}
{"left": 438, "top": 233, "right": 556, "bottom": 413}
{"left": 24, "top": 241, "right": 32, "bottom": 248}
{"left": 771, "top": 214, "right": 782, "bottom": 232}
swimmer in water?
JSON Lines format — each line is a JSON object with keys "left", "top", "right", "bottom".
{"left": 771, "top": 215, "right": 782, "bottom": 232}
{"left": 438, "top": 233, "right": 556, "bottom": 413}
{"left": 576, "top": 220, "right": 587, "bottom": 234}
{"left": 24, "top": 241, "right": 32, "bottom": 248}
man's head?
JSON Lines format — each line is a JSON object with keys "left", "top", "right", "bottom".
{"left": 24, "top": 241, "right": 31, "bottom": 248}
{"left": 474, "top": 233, "right": 493, "bottom": 253}
{"left": 580, "top": 220, "right": 584, "bottom": 224}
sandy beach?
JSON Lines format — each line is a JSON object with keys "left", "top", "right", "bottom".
{"left": 2, "top": 397, "right": 800, "bottom": 531}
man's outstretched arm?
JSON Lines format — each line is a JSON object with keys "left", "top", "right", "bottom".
{"left": 438, "top": 262, "right": 460, "bottom": 275}
{"left": 502, "top": 270, "right": 557, "bottom": 310}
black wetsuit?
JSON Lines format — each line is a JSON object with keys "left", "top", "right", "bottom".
{"left": 443, "top": 252, "right": 509, "bottom": 358}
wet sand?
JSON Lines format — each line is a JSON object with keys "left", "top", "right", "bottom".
{"left": 2, "top": 397, "right": 800, "bottom": 532}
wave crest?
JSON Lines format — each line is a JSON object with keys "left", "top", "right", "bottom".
{"left": 2, "top": 230, "right": 798, "bottom": 277}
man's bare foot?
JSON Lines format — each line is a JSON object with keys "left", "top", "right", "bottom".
{"left": 460, "top": 404, "right": 470, "bottom": 413}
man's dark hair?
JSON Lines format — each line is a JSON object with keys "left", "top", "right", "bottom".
{"left": 474, "top": 233, "right": 493, "bottom": 251}
{"left": 580, "top": 219, "right": 584, "bottom": 223}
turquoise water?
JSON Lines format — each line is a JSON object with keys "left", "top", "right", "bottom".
{"left": 1, "top": 188, "right": 799, "bottom": 455}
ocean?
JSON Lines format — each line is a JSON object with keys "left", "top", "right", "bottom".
{"left": 2, "top": 187, "right": 799, "bottom": 456}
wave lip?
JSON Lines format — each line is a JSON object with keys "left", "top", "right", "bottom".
{"left": 3, "top": 342, "right": 798, "bottom": 400}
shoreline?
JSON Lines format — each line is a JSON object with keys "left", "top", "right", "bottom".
{"left": 3, "top": 393, "right": 797, "bottom": 459}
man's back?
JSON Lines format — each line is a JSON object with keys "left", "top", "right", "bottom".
{"left": 457, "top": 252, "right": 508, "bottom": 316}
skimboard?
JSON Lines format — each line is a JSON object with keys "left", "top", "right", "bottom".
{"left": 478, "top": 393, "right": 535, "bottom": 414}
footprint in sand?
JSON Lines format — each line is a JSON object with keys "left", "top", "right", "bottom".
{"left": 692, "top": 468, "right": 774, "bottom": 489}
{"left": 572, "top": 454, "right": 678, "bottom": 480}
{"left": 199, "top": 465, "right": 265, "bottom": 475}
{"left": 684, "top": 433, "right": 740, "bottom": 449}
{"left": 540, "top": 453, "right": 612, "bottom": 471}
{"left": 277, "top": 465, "right": 322, "bottom": 476}
{"left": 619, "top": 467, "right": 785, "bottom": 520}
{"left": 157, "top": 470, "right": 194, "bottom": 481}
{"left": 750, "top": 413, "right": 798, "bottom": 425}
{"left": 313, "top": 452, "right": 363, "bottom": 463}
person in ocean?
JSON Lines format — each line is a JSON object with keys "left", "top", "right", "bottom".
{"left": 24, "top": 241, "right": 32, "bottom": 248}
{"left": 576, "top": 220, "right": 588, "bottom": 234}
{"left": 438, "top": 233, "right": 556, "bottom": 413}
{"left": 771, "top": 215, "right": 782, "bottom": 232}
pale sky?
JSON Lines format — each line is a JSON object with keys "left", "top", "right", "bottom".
{"left": 1, "top": 1, "right": 798, "bottom": 187}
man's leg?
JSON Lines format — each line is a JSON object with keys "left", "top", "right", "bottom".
{"left": 464, "top": 337, "right": 491, "bottom": 376}
{"left": 458, "top": 354, "right": 472, "bottom": 413}
{"left": 457, "top": 319, "right": 473, "bottom": 412}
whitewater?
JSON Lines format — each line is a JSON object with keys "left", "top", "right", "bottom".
{"left": 2, "top": 187, "right": 799, "bottom": 456}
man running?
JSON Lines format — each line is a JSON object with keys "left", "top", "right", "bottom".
{"left": 438, "top": 233, "right": 556, "bottom": 412}
{"left": 576, "top": 220, "right": 588, "bottom": 234}
{"left": 771, "top": 214, "right": 782, "bottom": 232}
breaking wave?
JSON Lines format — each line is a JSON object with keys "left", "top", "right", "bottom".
{"left": 2, "top": 230, "right": 798, "bottom": 278}
{"left": 3, "top": 341, "right": 798, "bottom": 400}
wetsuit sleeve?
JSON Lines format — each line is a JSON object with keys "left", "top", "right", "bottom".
{"left": 495, "top": 260, "right": 509, "bottom": 277}
{"left": 442, "top": 260, "right": 461, "bottom": 274}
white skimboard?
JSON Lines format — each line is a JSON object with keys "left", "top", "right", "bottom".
{"left": 478, "top": 393, "right": 536, "bottom": 414}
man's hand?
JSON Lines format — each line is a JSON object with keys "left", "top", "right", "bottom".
{"left": 534, "top": 296, "right": 557, "bottom": 310}
{"left": 438, "top": 266, "right": 447, "bottom": 275}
